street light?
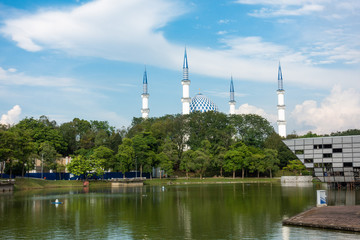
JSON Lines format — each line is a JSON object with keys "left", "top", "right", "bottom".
{"left": 41, "top": 153, "right": 44, "bottom": 179}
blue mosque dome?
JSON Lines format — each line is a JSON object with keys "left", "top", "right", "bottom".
{"left": 190, "top": 93, "right": 218, "bottom": 113}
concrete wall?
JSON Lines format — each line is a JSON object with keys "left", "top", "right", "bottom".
{"left": 281, "top": 176, "right": 313, "bottom": 183}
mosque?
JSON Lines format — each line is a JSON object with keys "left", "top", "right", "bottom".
{"left": 141, "top": 49, "right": 287, "bottom": 138}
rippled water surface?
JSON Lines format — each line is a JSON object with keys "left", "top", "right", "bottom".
{"left": 1, "top": 182, "right": 360, "bottom": 239}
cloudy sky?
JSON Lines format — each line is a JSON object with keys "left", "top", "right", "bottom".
{"left": 0, "top": 0, "right": 359, "bottom": 135}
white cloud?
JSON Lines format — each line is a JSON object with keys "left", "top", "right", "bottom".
{"left": 249, "top": 4, "right": 323, "bottom": 17}
{"left": 219, "top": 36, "right": 288, "bottom": 59}
{"left": 0, "top": 67, "right": 74, "bottom": 87}
{"left": 291, "top": 86, "right": 360, "bottom": 134}
{"left": 0, "top": 0, "right": 186, "bottom": 68}
{"left": 236, "top": 103, "right": 277, "bottom": 123}
{"left": 0, "top": 0, "right": 359, "bottom": 90}
{"left": 0, "top": 105, "right": 22, "bottom": 125}
{"left": 217, "top": 30, "right": 228, "bottom": 35}
{"left": 218, "top": 19, "right": 230, "bottom": 24}
{"left": 235, "top": 0, "right": 325, "bottom": 5}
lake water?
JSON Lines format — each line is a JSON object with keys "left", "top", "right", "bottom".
{"left": 1, "top": 182, "right": 360, "bottom": 239}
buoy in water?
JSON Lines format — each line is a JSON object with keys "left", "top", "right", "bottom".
{"left": 51, "top": 199, "right": 63, "bottom": 204}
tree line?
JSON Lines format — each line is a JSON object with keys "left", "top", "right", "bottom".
{"left": 0, "top": 112, "right": 299, "bottom": 179}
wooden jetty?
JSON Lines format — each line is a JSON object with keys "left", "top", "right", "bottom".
{"left": 0, "top": 179, "right": 15, "bottom": 192}
{"left": 110, "top": 177, "right": 146, "bottom": 187}
{"left": 283, "top": 206, "right": 360, "bottom": 232}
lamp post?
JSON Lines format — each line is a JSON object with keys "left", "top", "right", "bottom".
{"left": 41, "top": 153, "right": 44, "bottom": 179}
{"left": 135, "top": 157, "right": 138, "bottom": 178}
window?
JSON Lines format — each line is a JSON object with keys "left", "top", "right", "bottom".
{"left": 314, "top": 144, "right": 332, "bottom": 149}
{"left": 344, "top": 162, "right": 353, "bottom": 167}
{"left": 314, "top": 163, "right": 324, "bottom": 168}
{"left": 333, "top": 172, "right": 344, "bottom": 176}
{"left": 304, "top": 159, "right": 313, "bottom": 163}
{"left": 324, "top": 163, "right": 332, "bottom": 167}
{"left": 323, "top": 153, "right": 332, "bottom": 158}
{"left": 333, "top": 148, "right": 342, "bottom": 153}
{"left": 295, "top": 150, "right": 304, "bottom": 154}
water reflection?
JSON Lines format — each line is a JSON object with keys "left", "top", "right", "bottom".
{"left": 327, "top": 188, "right": 360, "bottom": 206}
{"left": 0, "top": 184, "right": 360, "bottom": 239}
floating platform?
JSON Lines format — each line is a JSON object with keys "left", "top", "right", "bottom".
{"left": 0, "top": 180, "right": 14, "bottom": 192}
{"left": 110, "top": 177, "right": 146, "bottom": 187}
{"left": 283, "top": 206, "right": 360, "bottom": 232}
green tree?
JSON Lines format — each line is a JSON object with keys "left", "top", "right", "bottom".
{"left": 230, "top": 114, "right": 274, "bottom": 148}
{"left": 0, "top": 130, "right": 16, "bottom": 178}
{"left": 192, "top": 140, "right": 212, "bottom": 179}
{"left": 180, "top": 150, "right": 195, "bottom": 179}
{"left": 67, "top": 155, "right": 104, "bottom": 180}
{"left": 283, "top": 159, "right": 306, "bottom": 175}
{"left": 264, "top": 132, "right": 296, "bottom": 168}
{"left": 157, "top": 152, "right": 173, "bottom": 178}
{"left": 132, "top": 132, "right": 157, "bottom": 177}
{"left": 224, "top": 143, "right": 251, "bottom": 179}
{"left": 114, "top": 138, "right": 135, "bottom": 177}
{"left": 91, "top": 146, "right": 114, "bottom": 171}
{"left": 263, "top": 149, "right": 279, "bottom": 178}
{"left": 11, "top": 128, "right": 35, "bottom": 177}
{"left": 213, "top": 146, "right": 226, "bottom": 177}
{"left": 248, "top": 149, "right": 266, "bottom": 178}
{"left": 39, "top": 141, "right": 60, "bottom": 172}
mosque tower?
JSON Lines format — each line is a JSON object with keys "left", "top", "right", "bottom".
{"left": 229, "top": 76, "right": 236, "bottom": 115}
{"left": 181, "top": 48, "right": 191, "bottom": 115}
{"left": 141, "top": 68, "right": 149, "bottom": 119}
{"left": 277, "top": 62, "right": 286, "bottom": 138}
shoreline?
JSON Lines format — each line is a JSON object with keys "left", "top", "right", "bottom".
{"left": 9, "top": 177, "right": 281, "bottom": 190}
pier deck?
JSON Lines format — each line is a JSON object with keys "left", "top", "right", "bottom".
{"left": 0, "top": 179, "right": 15, "bottom": 192}
{"left": 283, "top": 206, "right": 360, "bottom": 232}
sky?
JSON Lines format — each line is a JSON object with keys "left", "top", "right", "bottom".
{"left": 0, "top": 0, "right": 359, "bottom": 135}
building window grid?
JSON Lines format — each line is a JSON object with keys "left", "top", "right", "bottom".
{"left": 284, "top": 136, "right": 360, "bottom": 180}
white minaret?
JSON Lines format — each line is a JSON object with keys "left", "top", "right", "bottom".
{"left": 277, "top": 62, "right": 286, "bottom": 138}
{"left": 229, "top": 76, "right": 236, "bottom": 115}
{"left": 181, "top": 48, "right": 191, "bottom": 115}
{"left": 141, "top": 68, "right": 149, "bottom": 119}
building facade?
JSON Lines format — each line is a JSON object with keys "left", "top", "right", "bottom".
{"left": 283, "top": 135, "right": 360, "bottom": 183}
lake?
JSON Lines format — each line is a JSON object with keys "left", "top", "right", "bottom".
{"left": 1, "top": 182, "right": 360, "bottom": 239}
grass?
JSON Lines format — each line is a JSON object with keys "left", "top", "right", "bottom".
{"left": 144, "top": 177, "right": 280, "bottom": 186}
{"left": 13, "top": 178, "right": 111, "bottom": 190}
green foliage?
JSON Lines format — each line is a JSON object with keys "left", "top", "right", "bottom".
{"left": 67, "top": 155, "right": 104, "bottom": 179}
{"left": 263, "top": 149, "right": 279, "bottom": 178}
{"left": 91, "top": 146, "right": 114, "bottom": 171}
{"left": 132, "top": 132, "right": 158, "bottom": 176}
{"left": 283, "top": 159, "right": 306, "bottom": 175}
{"left": 0, "top": 112, "right": 297, "bottom": 179}
{"left": 230, "top": 114, "right": 275, "bottom": 148}
{"left": 331, "top": 129, "right": 360, "bottom": 136}
{"left": 180, "top": 150, "right": 195, "bottom": 179}
{"left": 157, "top": 152, "right": 174, "bottom": 177}
{"left": 248, "top": 147, "right": 266, "bottom": 178}
{"left": 39, "top": 141, "right": 60, "bottom": 171}
{"left": 224, "top": 143, "right": 251, "bottom": 178}
{"left": 264, "top": 132, "right": 296, "bottom": 168}
{"left": 114, "top": 138, "right": 135, "bottom": 176}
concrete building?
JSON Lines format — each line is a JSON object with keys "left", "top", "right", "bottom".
{"left": 283, "top": 135, "right": 360, "bottom": 183}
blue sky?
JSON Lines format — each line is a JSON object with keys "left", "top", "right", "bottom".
{"left": 0, "top": 0, "right": 359, "bottom": 135}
